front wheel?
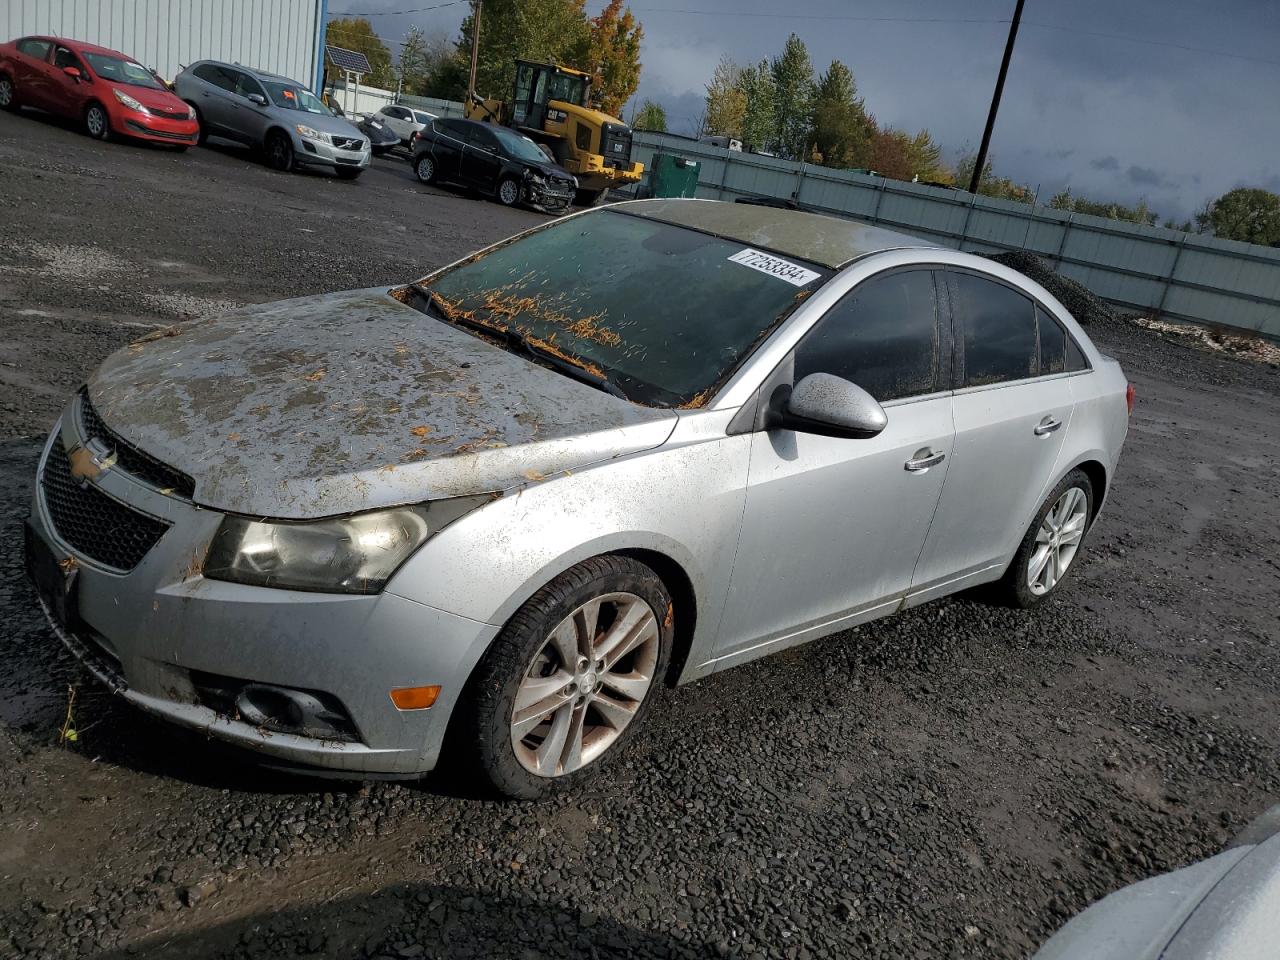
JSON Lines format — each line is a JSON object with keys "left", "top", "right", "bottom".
{"left": 495, "top": 176, "right": 521, "bottom": 206}
{"left": 0, "top": 75, "right": 16, "bottom": 111}
{"left": 458, "top": 556, "right": 673, "bottom": 799}
{"left": 414, "top": 154, "right": 436, "bottom": 184}
{"left": 264, "top": 130, "right": 294, "bottom": 172}
{"left": 994, "top": 469, "right": 1094, "bottom": 608}
{"left": 84, "top": 102, "right": 110, "bottom": 140}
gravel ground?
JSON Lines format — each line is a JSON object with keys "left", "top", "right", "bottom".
{"left": 1, "top": 109, "right": 1278, "bottom": 960}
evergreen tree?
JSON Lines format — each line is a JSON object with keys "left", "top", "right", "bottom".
{"left": 736, "top": 60, "right": 775, "bottom": 152}
{"left": 703, "top": 55, "right": 745, "bottom": 139}
{"left": 770, "top": 34, "right": 815, "bottom": 160}
{"left": 810, "top": 60, "right": 873, "bottom": 169}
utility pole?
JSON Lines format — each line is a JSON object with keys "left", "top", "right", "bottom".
{"left": 968, "top": 0, "right": 1025, "bottom": 195}
{"left": 467, "top": 0, "right": 483, "bottom": 102}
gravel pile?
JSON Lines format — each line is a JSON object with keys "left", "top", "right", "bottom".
{"left": 986, "top": 251, "right": 1124, "bottom": 327}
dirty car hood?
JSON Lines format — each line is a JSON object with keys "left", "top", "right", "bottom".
{"left": 88, "top": 289, "right": 677, "bottom": 519}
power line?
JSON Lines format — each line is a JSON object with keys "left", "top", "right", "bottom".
{"left": 1022, "top": 20, "right": 1280, "bottom": 69}
{"left": 328, "top": 0, "right": 466, "bottom": 16}
{"left": 630, "top": 8, "right": 1010, "bottom": 23}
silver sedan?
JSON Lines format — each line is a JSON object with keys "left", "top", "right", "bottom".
{"left": 26, "top": 199, "right": 1130, "bottom": 797}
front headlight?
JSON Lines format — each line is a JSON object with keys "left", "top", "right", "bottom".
{"left": 203, "top": 497, "right": 488, "bottom": 594}
{"left": 187, "top": 104, "right": 197, "bottom": 120}
{"left": 113, "top": 89, "right": 148, "bottom": 113}
{"left": 295, "top": 124, "right": 331, "bottom": 144}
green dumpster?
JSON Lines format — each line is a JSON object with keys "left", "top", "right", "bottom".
{"left": 649, "top": 153, "right": 700, "bottom": 198}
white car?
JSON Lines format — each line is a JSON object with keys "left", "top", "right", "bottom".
{"left": 375, "top": 104, "right": 435, "bottom": 144}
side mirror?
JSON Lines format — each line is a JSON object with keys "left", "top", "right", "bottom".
{"left": 769, "top": 372, "right": 887, "bottom": 439}
{"left": 247, "top": 93, "right": 267, "bottom": 106}
{"left": 63, "top": 66, "right": 82, "bottom": 81}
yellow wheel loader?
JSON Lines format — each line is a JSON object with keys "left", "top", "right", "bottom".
{"left": 466, "top": 60, "right": 643, "bottom": 206}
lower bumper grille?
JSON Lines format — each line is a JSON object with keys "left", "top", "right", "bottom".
{"left": 125, "top": 121, "right": 196, "bottom": 141}
{"left": 41, "top": 434, "right": 170, "bottom": 571}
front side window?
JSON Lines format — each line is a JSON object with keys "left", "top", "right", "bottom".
{"left": 53, "top": 47, "right": 84, "bottom": 71}
{"left": 17, "top": 38, "right": 53, "bottom": 60}
{"left": 794, "top": 270, "right": 941, "bottom": 402}
{"left": 951, "top": 272, "right": 1038, "bottom": 387}
{"left": 417, "top": 210, "right": 829, "bottom": 406}
{"left": 82, "top": 53, "right": 162, "bottom": 89}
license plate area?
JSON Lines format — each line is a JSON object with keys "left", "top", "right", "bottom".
{"left": 25, "top": 521, "right": 81, "bottom": 632}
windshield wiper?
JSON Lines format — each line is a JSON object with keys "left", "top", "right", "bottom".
{"left": 418, "top": 287, "right": 628, "bottom": 401}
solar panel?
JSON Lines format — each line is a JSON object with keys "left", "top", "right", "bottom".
{"left": 326, "top": 45, "right": 372, "bottom": 75}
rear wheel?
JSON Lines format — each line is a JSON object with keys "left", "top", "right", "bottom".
{"left": 994, "top": 469, "right": 1094, "bottom": 609}
{"left": 264, "top": 130, "right": 294, "bottom": 172}
{"left": 414, "top": 154, "right": 436, "bottom": 184}
{"left": 0, "top": 74, "right": 16, "bottom": 111}
{"left": 458, "top": 556, "right": 673, "bottom": 799}
{"left": 496, "top": 176, "right": 521, "bottom": 206}
{"left": 84, "top": 102, "right": 110, "bottom": 140}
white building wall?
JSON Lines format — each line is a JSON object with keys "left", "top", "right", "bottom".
{"left": 3, "top": 0, "right": 325, "bottom": 87}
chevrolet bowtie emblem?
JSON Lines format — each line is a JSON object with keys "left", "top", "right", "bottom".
{"left": 68, "top": 440, "right": 117, "bottom": 486}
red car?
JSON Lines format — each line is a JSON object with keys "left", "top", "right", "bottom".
{"left": 0, "top": 36, "right": 198, "bottom": 148}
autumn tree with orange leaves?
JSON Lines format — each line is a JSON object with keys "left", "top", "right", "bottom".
{"left": 578, "top": 0, "right": 643, "bottom": 117}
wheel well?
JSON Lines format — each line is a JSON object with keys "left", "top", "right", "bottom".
{"left": 1075, "top": 459, "right": 1108, "bottom": 521}
{"left": 612, "top": 548, "right": 697, "bottom": 688}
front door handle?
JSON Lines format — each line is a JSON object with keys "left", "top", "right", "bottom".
{"left": 1034, "top": 417, "right": 1062, "bottom": 436}
{"left": 904, "top": 450, "right": 946, "bottom": 472}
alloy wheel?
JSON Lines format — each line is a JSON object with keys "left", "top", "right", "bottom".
{"left": 416, "top": 156, "right": 434, "bottom": 182}
{"left": 1027, "top": 486, "right": 1088, "bottom": 596}
{"left": 267, "top": 133, "right": 292, "bottom": 171}
{"left": 0, "top": 79, "right": 13, "bottom": 108}
{"left": 85, "top": 105, "right": 106, "bottom": 138}
{"left": 509, "top": 592, "right": 659, "bottom": 777}
{"left": 498, "top": 178, "right": 520, "bottom": 205}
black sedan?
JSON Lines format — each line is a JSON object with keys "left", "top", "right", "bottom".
{"left": 411, "top": 118, "right": 576, "bottom": 213}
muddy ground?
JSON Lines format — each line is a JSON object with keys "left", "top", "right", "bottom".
{"left": 1, "top": 109, "right": 1278, "bottom": 960}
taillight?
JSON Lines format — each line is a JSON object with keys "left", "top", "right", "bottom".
{"left": 1125, "top": 383, "right": 1136, "bottom": 415}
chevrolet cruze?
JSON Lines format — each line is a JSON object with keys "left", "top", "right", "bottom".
{"left": 26, "top": 200, "right": 1130, "bottom": 798}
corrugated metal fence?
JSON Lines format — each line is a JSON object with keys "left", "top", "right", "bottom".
{"left": 629, "top": 132, "right": 1280, "bottom": 339}
{"left": 3, "top": 0, "right": 324, "bottom": 93}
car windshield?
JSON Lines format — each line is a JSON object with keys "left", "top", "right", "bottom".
{"left": 491, "top": 126, "right": 551, "bottom": 164}
{"left": 83, "top": 53, "right": 162, "bottom": 89}
{"left": 419, "top": 209, "right": 828, "bottom": 406}
{"left": 262, "top": 82, "right": 330, "bottom": 114}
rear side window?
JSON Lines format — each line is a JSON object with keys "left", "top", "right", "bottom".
{"left": 17, "top": 38, "right": 53, "bottom": 60}
{"left": 437, "top": 119, "right": 466, "bottom": 138}
{"left": 1037, "top": 306, "right": 1090, "bottom": 374}
{"left": 794, "top": 270, "right": 941, "bottom": 402}
{"left": 194, "top": 63, "right": 235, "bottom": 92}
{"left": 951, "top": 272, "right": 1038, "bottom": 387}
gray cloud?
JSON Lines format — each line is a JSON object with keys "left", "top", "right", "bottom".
{"left": 1090, "top": 156, "right": 1121, "bottom": 171}
{"left": 1127, "top": 165, "right": 1167, "bottom": 186}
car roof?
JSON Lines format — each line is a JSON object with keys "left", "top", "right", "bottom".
{"left": 27, "top": 36, "right": 129, "bottom": 58}
{"left": 618, "top": 198, "right": 939, "bottom": 269}
{"left": 197, "top": 58, "right": 299, "bottom": 85}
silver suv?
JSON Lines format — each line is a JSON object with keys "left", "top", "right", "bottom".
{"left": 175, "top": 60, "right": 370, "bottom": 179}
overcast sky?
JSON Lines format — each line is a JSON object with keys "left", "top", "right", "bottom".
{"left": 336, "top": 0, "right": 1280, "bottom": 221}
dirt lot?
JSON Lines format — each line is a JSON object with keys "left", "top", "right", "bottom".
{"left": 1, "top": 109, "right": 1278, "bottom": 960}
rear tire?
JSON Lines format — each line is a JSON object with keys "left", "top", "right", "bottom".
{"left": 414, "top": 154, "right": 436, "bottom": 184}
{"left": 84, "top": 102, "right": 110, "bottom": 140}
{"left": 455, "top": 555, "right": 673, "bottom": 799}
{"left": 992, "top": 468, "right": 1094, "bottom": 609}
{"left": 0, "top": 74, "right": 16, "bottom": 111}
{"left": 264, "top": 130, "right": 294, "bottom": 172}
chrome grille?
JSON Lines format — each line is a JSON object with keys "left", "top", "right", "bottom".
{"left": 78, "top": 391, "right": 195, "bottom": 498}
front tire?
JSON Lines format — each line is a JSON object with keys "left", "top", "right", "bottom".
{"left": 496, "top": 176, "right": 521, "bottom": 206}
{"left": 264, "top": 130, "right": 294, "bottom": 172}
{"left": 995, "top": 469, "right": 1094, "bottom": 609}
{"left": 0, "top": 74, "right": 16, "bottom": 111}
{"left": 84, "top": 102, "right": 110, "bottom": 140}
{"left": 458, "top": 556, "right": 673, "bottom": 799}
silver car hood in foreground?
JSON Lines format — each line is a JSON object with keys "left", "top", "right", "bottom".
{"left": 88, "top": 289, "right": 677, "bottom": 519}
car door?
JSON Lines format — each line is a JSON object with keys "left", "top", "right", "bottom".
{"left": 714, "top": 268, "right": 956, "bottom": 662}
{"left": 462, "top": 124, "right": 505, "bottom": 191}
{"left": 188, "top": 63, "right": 237, "bottom": 133}
{"left": 231, "top": 71, "right": 271, "bottom": 145}
{"left": 13, "top": 37, "right": 55, "bottom": 108}
{"left": 429, "top": 119, "right": 467, "bottom": 182}
{"left": 908, "top": 269, "right": 1077, "bottom": 599}
{"left": 45, "top": 45, "right": 89, "bottom": 120}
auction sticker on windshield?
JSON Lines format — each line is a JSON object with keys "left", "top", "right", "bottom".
{"left": 727, "top": 248, "right": 821, "bottom": 287}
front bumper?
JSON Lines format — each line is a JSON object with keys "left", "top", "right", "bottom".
{"left": 26, "top": 403, "right": 496, "bottom": 777}
{"left": 525, "top": 177, "right": 575, "bottom": 209}
{"left": 293, "top": 134, "right": 372, "bottom": 170}
{"left": 117, "top": 111, "right": 199, "bottom": 145}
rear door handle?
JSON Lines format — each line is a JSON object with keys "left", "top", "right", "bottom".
{"left": 1034, "top": 417, "right": 1062, "bottom": 436}
{"left": 905, "top": 450, "right": 946, "bottom": 472}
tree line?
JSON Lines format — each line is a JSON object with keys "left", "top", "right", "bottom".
{"left": 325, "top": 0, "right": 643, "bottom": 118}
